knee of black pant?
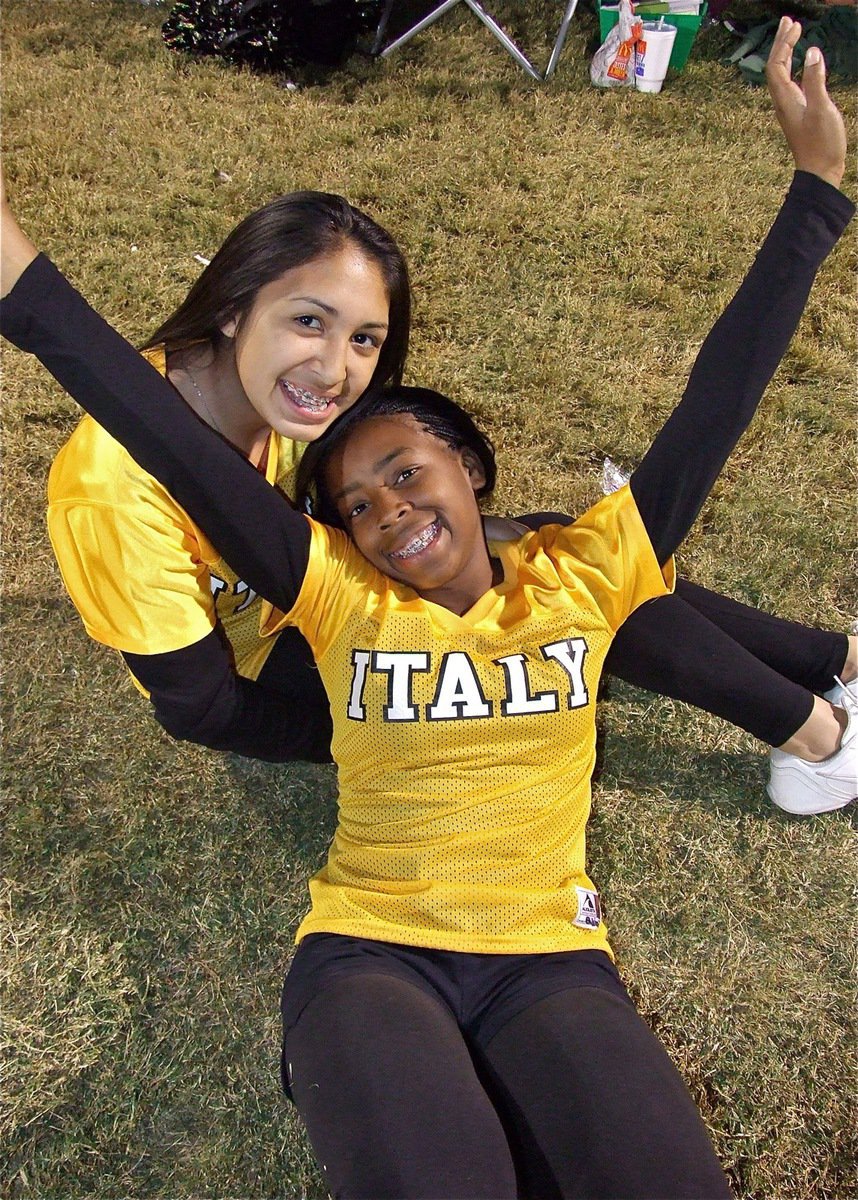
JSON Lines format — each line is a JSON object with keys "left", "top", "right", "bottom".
{"left": 480, "top": 988, "right": 732, "bottom": 1199}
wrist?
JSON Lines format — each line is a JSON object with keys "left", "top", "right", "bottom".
{"left": 816, "top": 166, "right": 845, "bottom": 191}
{"left": 796, "top": 162, "right": 846, "bottom": 190}
{"left": 0, "top": 204, "right": 39, "bottom": 297}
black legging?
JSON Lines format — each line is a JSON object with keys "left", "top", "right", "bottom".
{"left": 283, "top": 972, "right": 732, "bottom": 1199}
{"left": 605, "top": 577, "right": 846, "bottom": 746}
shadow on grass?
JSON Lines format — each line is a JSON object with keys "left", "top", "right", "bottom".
{"left": 598, "top": 726, "right": 772, "bottom": 816}
{"left": 223, "top": 754, "right": 339, "bottom": 874}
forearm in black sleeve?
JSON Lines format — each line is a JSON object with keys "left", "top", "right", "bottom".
{"left": 0, "top": 256, "right": 310, "bottom": 613}
{"left": 123, "top": 629, "right": 333, "bottom": 763}
{"left": 629, "top": 171, "right": 854, "bottom": 564}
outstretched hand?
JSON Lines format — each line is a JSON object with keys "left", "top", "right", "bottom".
{"left": 0, "top": 160, "right": 39, "bottom": 298}
{"left": 766, "top": 16, "right": 846, "bottom": 189}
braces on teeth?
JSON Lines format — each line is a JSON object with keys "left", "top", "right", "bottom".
{"left": 289, "top": 383, "right": 329, "bottom": 412}
{"left": 394, "top": 522, "right": 439, "bottom": 558}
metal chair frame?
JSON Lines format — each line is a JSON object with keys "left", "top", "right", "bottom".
{"left": 371, "top": 0, "right": 580, "bottom": 81}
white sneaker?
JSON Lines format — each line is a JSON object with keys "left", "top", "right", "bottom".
{"left": 824, "top": 675, "right": 858, "bottom": 708}
{"left": 767, "top": 678, "right": 858, "bottom": 815}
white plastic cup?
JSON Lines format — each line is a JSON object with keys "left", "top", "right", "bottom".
{"left": 635, "top": 22, "right": 677, "bottom": 93}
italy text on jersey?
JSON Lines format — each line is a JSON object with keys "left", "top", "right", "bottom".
{"left": 346, "top": 638, "right": 590, "bottom": 723}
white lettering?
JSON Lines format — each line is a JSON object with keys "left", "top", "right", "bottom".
{"left": 233, "top": 580, "right": 258, "bottom": 613}
{"left": 427, "top": 652, "right": 493, "bottom": 721}
{"left": 495, "top": 653, "right": 559, "bottom": 715}
{"left": 373, "top": 652, "right": 431, "bottom": 721}
{"left": 344, "top": 640, "right": 592, "bottom": 723}
{"left": 347, "top": 650, "right": 371, "bottom": 720}
{"left": 210, "top": 573, "right": 228, "bottom": 601}
{"left": 541, "top": 638, "right": 589, "bottom": 709}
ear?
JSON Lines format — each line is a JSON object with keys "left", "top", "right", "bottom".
{"left": 460, "top": 447, "right": 487, "bottom": 492}
{"left": 220, "top": 315, "right": 238, "bottom": 339}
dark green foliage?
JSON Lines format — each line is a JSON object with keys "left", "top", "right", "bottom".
{"left": 723, "top": 5, "right": 858, "bottom": 85}
{"left": 162, "top": 0, "right": 385, "bottom": 75}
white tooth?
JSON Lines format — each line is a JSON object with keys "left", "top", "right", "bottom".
{"left": 287, "top": 383, "right": 328, "bottom": 411}
{"left": 393, "top": 522, "right": 439, "bottom": 559}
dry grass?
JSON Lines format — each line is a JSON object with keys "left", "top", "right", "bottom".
{"left": 2, "top": 1, "right": 857, "bottom": 1197}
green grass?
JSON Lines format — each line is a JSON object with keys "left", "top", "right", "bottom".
{"left": 2, "top": 2, "right": 856, "bottom": 1196}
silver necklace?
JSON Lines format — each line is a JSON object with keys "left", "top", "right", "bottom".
{"left": 185, "top": 364, "right": 226, "bottom": 437}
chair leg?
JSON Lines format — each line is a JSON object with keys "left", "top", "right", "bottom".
{"left": 544, "top": 0, "right": 580, "bottom": 78}
{"left": 377, "top": 0, "right": 464, "bottom": 59}
{"left": 374, "top": 0, "right": 575, "bottom": 82}
{"left": 463, "top": 0, "right": 543, "bottom": 80}
{"left": 370, "top": 0, "right": 398, "bottom": 56}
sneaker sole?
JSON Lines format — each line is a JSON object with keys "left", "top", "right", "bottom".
{"left": 767, "top": 784, "right": 857, "bottom": 816}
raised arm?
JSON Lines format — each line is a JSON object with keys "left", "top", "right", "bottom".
{"left": 630, "top": 18, "right": 852, "bottom": 563}
{"left": 1, "top": 184, "right": 311, "bottom": 616}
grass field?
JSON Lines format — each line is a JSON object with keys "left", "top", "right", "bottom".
{"left": 1, "top": 1, "right": 856, "bottom": 1197}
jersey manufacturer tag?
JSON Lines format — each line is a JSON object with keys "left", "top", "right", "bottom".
{"left": 573, "top": 886, "right": 601, "bottom": 930}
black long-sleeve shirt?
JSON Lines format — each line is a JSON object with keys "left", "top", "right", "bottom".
{"left": 2, "top": 170, "right": 852, "bottom": 744}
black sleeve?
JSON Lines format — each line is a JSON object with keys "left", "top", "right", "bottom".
{"left": 0, "top": 259, "right": 311, "bottom": 614}
{"left": 122, "top": 629, "right": 334, "bottom": 764}
{"left": 629, "top": 171, "right": 854, "bottom": 564}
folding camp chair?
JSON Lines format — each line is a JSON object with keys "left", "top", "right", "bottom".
{"left": 372, "top": 0, "right": 580, "bottom": 81}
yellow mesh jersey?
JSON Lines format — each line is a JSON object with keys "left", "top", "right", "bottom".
{"left": 262, "top": 484, "right": 674, "bottom": 956}
{"left": 46, "top": 345, "right": 304, "bottom": 685}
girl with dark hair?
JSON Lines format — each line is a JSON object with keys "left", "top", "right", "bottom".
{"left": 141, "top": 191, "right": 410, "bottom": 381}
{"left": 47, "top": 189, "right": 410, "bottom": 763}
{"left": 1, "top": 20, "right": 854, "bottom": 1193}
{"left": 24, "top": 31, "right": 858, "bottom": 799}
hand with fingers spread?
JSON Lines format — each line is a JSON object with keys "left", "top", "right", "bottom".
{"left": 766, "top": 15, "right": 847, "bottom": 189}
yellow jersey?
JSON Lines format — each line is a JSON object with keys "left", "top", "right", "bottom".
{"left": 47, "top": 346, "right": 304, "bottom": 685}
{"left": 263, "top": 484, "right": 674, "bottom": 956}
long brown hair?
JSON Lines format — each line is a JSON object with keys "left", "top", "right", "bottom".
{"left": 142, "top": 191, "right": 410, "bottom": 389}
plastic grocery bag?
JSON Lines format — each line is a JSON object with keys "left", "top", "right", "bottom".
{"left": 601, "top": 457, "right": 631, "bottom": 494}
{"left": 590, "top": 0, "right": 643, "bottom": 87}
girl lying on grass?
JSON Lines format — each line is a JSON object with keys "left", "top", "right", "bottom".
{"left": 0, "top": 17, "right": 854, "bottom": 1195}
{"left": 15, "top": 31, "right": 854, "bottom": 816}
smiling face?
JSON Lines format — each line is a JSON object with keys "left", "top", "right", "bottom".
{"left": 222, "top": 244, "right": 390, "bottom": 443}
{"left": 325, "top": 414, "right": 495, "bottom": 614}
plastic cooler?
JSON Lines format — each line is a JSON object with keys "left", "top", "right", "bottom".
{"left": 596, "top": 1, "right": 708, "bottom": 70}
